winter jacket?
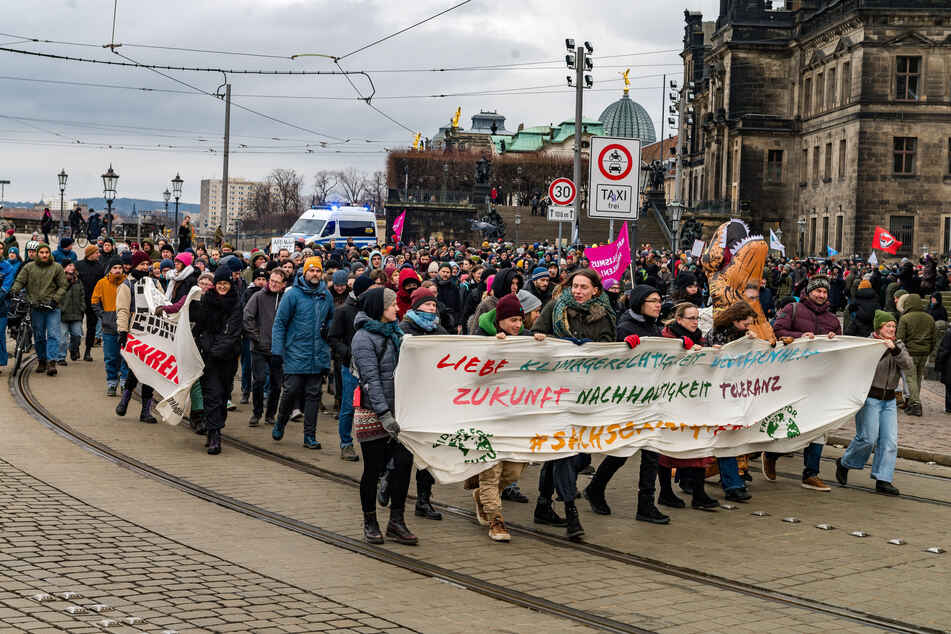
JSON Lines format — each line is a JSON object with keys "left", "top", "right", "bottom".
{"left": 869, "top": 336, "right": 913, "bottom": 393}
{"left": 3, "top": 235, "right": 19, "bottom": 258}
{"left": 178, "top": 224, "right": 192, "bottom": 251}
{"left": 395, "top": 268, "right": 421, "bottom": 320}
{"left": 166, "top": 269, "right": 200, "bottom": 305}
{"left": 76, "top": 257, "right": 104, "bottom": 305}
{"left": 192, "top": 286, "right": 243, "bottom": 361}
{"left": 933, "top": 328, "right": 951, "bottom": 385}
{"left": 772, "top": 297, "right": 841, "bottom": 338}
{"left": 705, "top": 324, "right": 747, "bottom": 346}
{"left": 616, "top": 309, "right": 663, "bottom": 340}
{"left": 468, "top": 268, "right": 523, "bottom": 333}
{"left": 845, "top": 287, "right": 879, "bottom": 337}
{"left": 435, "top": 278, "right": 462, "bottom": 326}
{"left": 243, "top": 287, "right": 283, "bottom": 355}
{"left": 90, "top": 272, "right": 125, "bottom": 335}
{"left": 11, "top": 258, "right": 67, "bottom": 305}
{"left": 271, "top": 273, "right": 334, "bottom": 374}
{"left": 532, "top": 296, "right": 616, "bottom": 342}
{"left": 350, "top": 312, "right": 399, "bottom": 416}
{"left": 0, "top": 259, "right": 21, "bottom": 295}
{"left": 52, "top": 248, "right": 77, "bottom": 267}
{"left": 925, "top": 292, "right": 948, "bottom": 323}
{"left": 328, "top": 294, "right": 360, "bottom": 366}
{"left": 896, "top": 294, "right": 937, "bottom": 358}
{"left": 59, "top": 278, "right": 85, "bottom": 322}
{"left": 399, "top": 312, "right": 448, "bottom": 337}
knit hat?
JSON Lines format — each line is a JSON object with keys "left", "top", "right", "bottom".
{"left": 382, "top": 287, "right": 397, "bottom": 311}
{"left": 516, "top": 289, "right": 542, "bottom": 314}
{"left": 130, "top": 250, "right": 150, "bottom": 269}
{"left": 58, "top": 237, "right": 73, "bottom": 249}
{"left": 36, "top": 242, "right": 51, "bottom": 253}
{"left": 629, "top": 284, "right": 661, "bottom": 315}
{"left": 352, "top": 275, "right": 374, "bottom": 298}
{"left": 83, "top": 244, "right": 99, "bottom": 259}
{"left": 438, "top": 262, "right": 452, "bottom": 273}
{"left": 858, "top": 279, "right": 872, "bottom": 290}
{"left": 175, "top": 252, "right": 194, "bottom": 267}
{"left": 675, "top": 271, "right": 698, "bottom": 289}
{"left": 873, "top": 310, "right": 896, "bottom": 332}
{"left": 410, "top": 286, "right": 437, "bottom": 310}
{"left": 106, "top": 256, "right": 123, "bottom": 270}
{"left": 495, "top": 294, "right": 524, "bottom": 323}
{"left": 7, "top": 247, "right": 18, "bottom": 256}
{"left": 428, "top": 261, "right": 439, "bottom": 274}
{"left": 350, "top": 261, "right": 365, "bottom": 273}
{"left": 160, "top": 259, "right": 174, "bottom": 271}
{"left": 532, "top": 266, "right": 549, "bottom": 281}
{"left": 4, "top": 229, "right": 13, "bottom": 236}
{"left": 302, "top": 257, "right": 322, "bottom": 274}
{"left": 805, "top": 274, "right": 831, "bottom": 295}
{"left": 331, "top": 269, "right": 349, "bottom": 286}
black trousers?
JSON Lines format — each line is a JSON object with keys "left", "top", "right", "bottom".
{"left": 124, "top": 370, "right": 154, "bottom": 402}
{"left": 360, "top": 437, "right": 413, "bottom": 513}
{"left": 277, "top": 373, "right": 323, "bottom": 436}
{"left": 83, "top": 303, "right": 98, "bottom": 351}
{"left": 589, "top": 450, "right": 660, "bottom": 505}
{"left": 538, "top": 456, "right": 577, "bottom": 503}
{"left": 200, "top": 357, "right": 238, "bottom": 431}
{"left": 333, "top": 358, "right": 343, "bottom": 408}
{"left": 250, "top": 351, "right": 282, "bottom": 419}
{"left": 945, "top": 384, "right": 951, "bottom": 413}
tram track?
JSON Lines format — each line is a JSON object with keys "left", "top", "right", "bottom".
{"left": 10, "top": 357, "right": 945, "bottom": 634}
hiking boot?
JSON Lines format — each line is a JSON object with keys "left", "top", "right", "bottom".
{"left": 875, "top": 480, "right": 900, "bottom": 496}
{"left": 473, "top": 489, "right": 489, "bottom": 526}
{"left": 248, "top": 414, "right": 259, "bottom": 427}
{"left": 500, "top": 484, "right": 529, "bottom": 503}
{"left": 363, "top": 511, "right": 384, "bottom": 544}
{"left": 385, "top": 508, "right": 418, "bottom": 545}
{"left": 115, "top": 389, "right": 133, "bottom": 416}
{"left": 488, "top": 514, "right": 511, "bottom": 542}
{"left": 801, "top": 476, "right": 831, "bottom": 492}
{"left": 35, "top": 360, "right": 47, "bottom": 373}
{"left": 635, "top": 503, "right": 671, "bottom": 525}
{"left": 303, "top": 435, "right": 321, "bottom": 450}
{"left": 761, "top": 454, "right": 777, "bottom": 482}
{"left": 578, "top": 465, "right": 596, "bottom": 476}
{"left": 835, "top": 457, "right": 849, "bottom": 485}
{"left": 415, "top": 489, "right": 442, "bottom": 521}
{"left": 139, "top": 398, "right": 157, "bottom": 424}
{"left": 264, "top": 416, "right": 276, "bottom": 426}
{"left": 70, "top": 348, "right": 80, "bottom": 361}
{"left": 206, "top": 429, "right": 221, "bottom": 455}
{"left": 57, "top": 358, "right": 67, "bottom": 367}
{"left": 45, "top": 360, "right": 57, "bottom": 376}
{"left": 340, "top": 445, "right": 359, "bottom": 462}
{"left": 582, "top": 484, "right": 611, "bottom": 515}
{"left": 106, "top": 385, "right": 117, "bottom": 397}
{"left": 564, "top": 503, "right": 584, "bottom": 541}
{"left": 240, "top": 393, "right": 250, "bottom": 404}
{"left": 272, "top": 419, "right": 287, "bottom": 441}
{"left": 724, "top": 487, "right": 752, "bottom": 502}
{"left": 377, "top": 471, "right": 391, "bottom": 507}
{"left": 909, "top": 404, "right": 923, "bottom": 417}
{"left": 658, "top": 491, "right": 686, "bottom": 508}
{"left": 692, "top": 490, "right": 720, "bottom": 509}
{"left": 83, "top": 351, "right": 93, "bottom": 362}
{"left": 896, "top": 392, "right": 907, "bottom": 409}
{"left": 533, "top": 497, "right": 566, "bottom": 527}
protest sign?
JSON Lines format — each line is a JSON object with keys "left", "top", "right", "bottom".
{"left": 394, "top": 335, "right": 884, "bottom": 483}
{"left": 584, "top": 222, "right": 631, "bottom": 288}
{"left": 120, "top": 279, "right": 205, "bottom": 425}
{"left": 270, "top": 237, "right": 294, "bottom": 253}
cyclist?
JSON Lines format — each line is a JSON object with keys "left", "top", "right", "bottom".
{"left": 68, "top": 207, "right": 84, "bottom": 238}
{"left": 10, "top": 242, "right": 67, "bottom": 376}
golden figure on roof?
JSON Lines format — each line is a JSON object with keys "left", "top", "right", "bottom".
{"left": 451, "top": 107, "right": 461, "bottom": 128}
{"left": 620, "top": 69, "right": 631, "bottom": 93}
{"left": 412, "top": 132, "right": 421, "bottom": 149}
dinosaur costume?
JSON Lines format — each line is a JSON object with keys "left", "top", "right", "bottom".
{"left": 701, "top": 219, "right": 775, "bottom": 341}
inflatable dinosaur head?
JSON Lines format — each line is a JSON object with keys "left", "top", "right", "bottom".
{"left": 701, "top": 219, "right": 774, "bottom": 340}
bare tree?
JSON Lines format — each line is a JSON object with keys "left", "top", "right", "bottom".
{"left": 246, "top": 183, "right": 276, "bottom": 219}
{"left": 312, "top": 170, "right": 338, "bottom": 205}
{"left": 270, "top": 168, "right": 305, "bottom": 215}
{"left": 335, "top": 167, "right": 368, "bottom": 203}
{"left": 367, "top": 170, "right": 387, "bottom": 214}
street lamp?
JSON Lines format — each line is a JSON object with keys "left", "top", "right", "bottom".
{"left": 516, "top": 165, "right": 522, "bottom": 206}
{"left": 797, "top": 216, "right": 806, "bottom": 257}
{"left": 57, "top": 169, "right": 68, "bottom": 240}
{"left": 171, "top": 173, "right": 183, "bottom": 249}
{"left": 163, "top": 188, "right": 171, "bottom": 240}
{"left": 514, "top": 212, "right": 522, "bottom": 245}
{"left": 442, "top": 163, "right": 448, "bottom": 203}
{"left": 102, "top": 165, "right": 118, "bottom": 237}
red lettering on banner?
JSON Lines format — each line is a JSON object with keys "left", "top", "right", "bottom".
{"left": 453, "top": 388, "right": 471, "bottom": 405}
{"left": 436, "top": 354, "right": 510, "bottom": 375}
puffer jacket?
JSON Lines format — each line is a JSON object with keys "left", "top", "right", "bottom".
{"left": 896, "top": 294, "right": 937, "bottom": 358}
{"left": 76, "top": 257, "right": 104, "bottom": 305}
{"left": 243, "top": 287, "right": 283, "bottom": 355}
{"left": 192, "top": 286, "right": 243, "bottom": 361}
{"left": 845, "top": 287, "right": 879, "bottom": 337}
{"left": 350, "top": 311, "right": 399, "bottom": 416}
{"left": 271, "top": 273, "right": 334, "bottom": 374}
{"left": 934, "top": 328, "right": 951, "bottom": 385}
{"left": 91, "top": 272, "right": 125, "bottom": 335}
{"left": 925, "top": 292, "right": 948, "bottom": 323}
{"left": 328, "top": 294, "right": 360, "bottom": 366}
{"left": 773, "top": 297, "right": 841, "bottom": 337}
{"left": 59, "top": 278, "right": 85, "bottom": 322}
{"left": 11, "top": 257, "right": 67, "bottom": 305}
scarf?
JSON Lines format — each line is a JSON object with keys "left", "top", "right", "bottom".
{"left": 667, "top": 320, "right": 704, "bottom": 345}
{"left": 65, "top": 270, "right": 78, "bottom": 284}
{"left": 406, "top": 309, "right": 439, "bottom": 332}
{"left": 164, "top": 265, "right": 195, "bottom": 300}
{"left": 361, "top": 318, "right": 404, "bottom": 355}
{"left": 551, "top": 287, "right": 616, "bottom": 339}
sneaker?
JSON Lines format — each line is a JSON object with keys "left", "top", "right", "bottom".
{"left": 724, "top": 487, "right": 752, "bottom": 502}
{"left": 106, "top": 385, "right": 117, "bottom": 397}
{"left": 35, "top": 360, "right": 47, "bottom": 373}
{"left": 801, "top": 476, "right": 831, "bottom": 492}
{"left": 57, "top": 358, "right": 67, "bottom": 367}
{"left": 500, "top": 485, "right": 529, "bottom": 503}
{"left": 875, "top": 480, "right": 900, "bottom": 496}
{"left": 578, "top": 465, "right": 596, "bottom": 476}
{"left": 226, "top": 400, "right": 237, "bottom": 411}
{"left": 473, "top": 490, "right": 489, "bottom": 526}
{"left": 46, "top": 360, "right": 57, "bottom": 376}
{"left": 582, "top": 485, "right": 611, "bottom": 515}
{"left": 240, "top": 393, "right": 250, "bottom": 404}
{"left": 761, "top": 455, "right": 777, "bottom": 482}
{"left": 488, "top": 515, "right": 511, "bottom": 542}
{"left": 272, "top": 420, "right": 287, "bottom": 441}
{"left": 290, "top": 409, "right": 303, "bottom": 421}
{"left": 303, "top": 435, "right": 321, "bottom": 450}
{"left": 248, "top": 415, "right": 260, "bottom": 427}
{"left": 340, "top": 445, "right": 359, "bottom": 462}
{"left": 834, "top": 457, "right": 849, "bottom": 485}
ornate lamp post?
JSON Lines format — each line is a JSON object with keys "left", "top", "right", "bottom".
{"left": 797, "top": 216, "right": 806, "bottom": 257}
{"left": 442, "top": 163, "right": 448, "bottom": 203}
{"left": 514, "top": 212, "right": 522, "bottom": 245}
{"left": 163, "top": 188, "right": 171, "bottom": 239}
{"left": 102, "top": 165, "right": 118, "bottom": 237}
{"left": 171, "top": 173, "right": 183, "bottom": 248}
{"left": 57, "top": 169, "right": 68, "bottom": 240}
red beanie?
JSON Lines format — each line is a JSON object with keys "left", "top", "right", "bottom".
{"left": 410, "top": 286, "right": 437, "bottom": 310}
{"left": 495, "top": 294, "right": 524, "bottom": 323}
{"left": 130, "top": 250, "right": 151, "bottom": 269}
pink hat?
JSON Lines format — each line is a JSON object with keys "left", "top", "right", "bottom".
{"left": 175, "top": 252, "right": 194, "bottom": 267}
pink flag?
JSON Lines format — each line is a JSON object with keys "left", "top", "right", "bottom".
{"left": 392, "top": 210, "right": 406, "bottom": 243}
{"left": 584, "top": 221, "right": 631, "bottom": 289}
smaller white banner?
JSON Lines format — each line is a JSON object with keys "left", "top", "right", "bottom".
{"left": 270, "top": 237, "right": 294, "bottom": 253}
{"left": 691, "top": 239, "right": 705, "bottom": 257}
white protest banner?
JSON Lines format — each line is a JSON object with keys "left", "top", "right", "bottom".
{"left": 690, "top": 239, "right": 705, "bottom": 257}
{"left": 270, "top": 237, "right": 294, "bottom": 253}
{"left": 769, "top": 229, "right": 786, "bottom": 255}
{"left": 121, "top": 279, "right": 205, "bottom": 425}
{"left": 394, "top": 335, "right": 885, "bottom": 483}
{"left": 868, "top": 252, "right": 878, "bottom": 266}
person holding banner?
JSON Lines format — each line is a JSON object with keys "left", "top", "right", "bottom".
{"left": 115, "top": 252, "right": 159, "bottom": 423}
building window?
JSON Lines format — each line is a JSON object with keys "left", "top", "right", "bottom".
{"left": 822, "top": 215, "right": 830, "bottom": 251}
{"left": 813, "top": 145, "right": 820, "bottom": 183}
{"left": 896, "top": 56, "right": 921, "bottom": 101}
{"left": 889, "top": 216, "right": 914, "bottom": 256}
{"left": 801, "top": 148, "right": 808, "bottom": 184}
{"left": 803, "top": 77, "right": 812, "bottom": 116}
{"left": 893, "top": 137, "right": 917, "bottom": 175}
{"left": 944, "top": 217, "right": 951, "bottom": 255}
{"left": 767, "top": 149, "right": 783, "bottom": 184}
{"left": 841, "top": 62, "right": 851, "bottom": 105}
{"left": 947, "top": 139, "right": 951, "bottom": 174}
{"left": 816, "top": 72, "right": 824, "bottom": 113}
{"left": 835, "top": 214, "right": 843, "bottom": 252}
{"left": 827, "top": 67, "right": 836, "bottom": 109}
{"left": 824, "top": 142, "right": 833, "bottom": 180}
{"left": 810, "top": 216, "right": 817, "bottom": 254}
{"left": 839, "top": 139, "right": 847, "bottom": 179}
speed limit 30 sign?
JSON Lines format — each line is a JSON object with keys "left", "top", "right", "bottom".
{"left": 548, "top": 178, "right": 576, "bottom": 206}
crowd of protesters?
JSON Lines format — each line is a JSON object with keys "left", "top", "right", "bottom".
{"left": 1, "top": 222, "right": 946, "bottom": 544}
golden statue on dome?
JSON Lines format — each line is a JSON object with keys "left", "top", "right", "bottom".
{"left": 620, "top": 69, "right": 631, "bottom": 94}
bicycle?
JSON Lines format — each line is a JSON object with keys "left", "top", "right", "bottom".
{"left": 64, "top": 222, "right": 88, "bottom": 248}
{"left": 8, "top": 291, "right": 32, "bottom": 375}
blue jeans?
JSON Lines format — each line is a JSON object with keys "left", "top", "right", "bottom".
{"left": 841, "top": 397, "right": 898, "bottom": 482}
{"left": 58, "top": 320, "right": 83, "bottom": 361}
{"left": 718, "top": 456, "right": 745, "bottom": 491}
{"left": 102, "top": 332, "right": 128, "bottom": 388}
{"left": 31, "top": 308, "right": 60, "bottom": 363}
{"left": 767, "top": 442, "right": 823, "bottom": 480}
{"left": 339, "top": 366, "right": 357, "bottom": 447}
{"left": 0, "top": 315, "right": 7, "bottom": 366}
{"left": 240, "top": 337, "right": 252, "bottom": 395}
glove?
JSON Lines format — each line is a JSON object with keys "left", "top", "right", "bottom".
{"left": 48, "top": 299, "right": 57, "bottom": 309}
{"left": 567, "top": 337, "right": 592, "bottom": 346}
{"left": 118, "top": 331, "right": 128, "bottom": 348}
{"left": 780, "top": 336, "right": 795, "bottom": 346}
{"left": 682, "top": 337, "right": 694, "bottom": 350}
{"left": 624, "top": 334, "right": 641, "bottom": 349}
{"left": 154, "top": 305, "right": 166, "bottom": 317}
{"left": 379, "top": 411, "right": 400, "bottom": 439}
{"left": 271, "top": 355, "right": 283, "bottom": 371}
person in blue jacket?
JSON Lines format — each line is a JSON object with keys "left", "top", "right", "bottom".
{"left": 52, "top": 237, "right": 78, "bottom": 266}
{"left": 0, "top": 248, "right": 23, "bottom": 371}
{"left": 271, "top": 256, "right": 334, "bottom": 449}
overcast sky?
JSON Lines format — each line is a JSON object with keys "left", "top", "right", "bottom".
{"left": 1, "top": 0, "right": 720, "bottom": 204}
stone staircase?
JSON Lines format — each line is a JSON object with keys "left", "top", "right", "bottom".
{"left": 491, "top": 205, "right": 670, "bottom": 250}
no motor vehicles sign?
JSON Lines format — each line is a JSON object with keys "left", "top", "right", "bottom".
{"left": 588, "top": 136, "right": 641, "bottom": 220}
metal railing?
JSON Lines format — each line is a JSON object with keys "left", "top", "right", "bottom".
{"left": 387, "top": 188, "right": 474, "bottom": 205}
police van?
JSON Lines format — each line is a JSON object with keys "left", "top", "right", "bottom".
{"left": 284, "top": 205, "right": 378, "bottom": 247}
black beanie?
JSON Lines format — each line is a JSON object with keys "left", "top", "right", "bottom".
{"left": 629, "top": 284, "right": 660, "bottom": 315}
{"left": 352, "top": 275, "right": 373, "bottom": 298}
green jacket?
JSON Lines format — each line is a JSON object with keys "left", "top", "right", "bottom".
{"left": 11, "top": 258, "right": 67, "bottom": 304}
{"left": 897, "top": 294, "right": 938, "bottom": 357}
{"left": 59, "top": 278, "right": 86, "bottom": 322}
{"left": 475, "top": 308, "right": 529, "bottom": 337}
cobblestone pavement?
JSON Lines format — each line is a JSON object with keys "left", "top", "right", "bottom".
{"left": 0, "top": 459, "right": 409, "bottom": 634}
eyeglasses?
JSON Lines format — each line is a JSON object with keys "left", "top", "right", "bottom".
{"left": 643, "top": 299, "right": 662, "bottom": 304}
{"left": 681, "top": 316, "right": 700, "bottom": 321}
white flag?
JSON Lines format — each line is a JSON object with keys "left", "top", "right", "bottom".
{"left": 769, "top": 229, "right": 785, "bottom": 255}
{"left": 867, "top": 252, "right": 878, "bottom": 266}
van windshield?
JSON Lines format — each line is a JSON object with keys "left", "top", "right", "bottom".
{"left": 287, "top": 218, "right": 325, "bottom": 236}
{"left": 339, "top": 220, "right": 376, "bottom": 237}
